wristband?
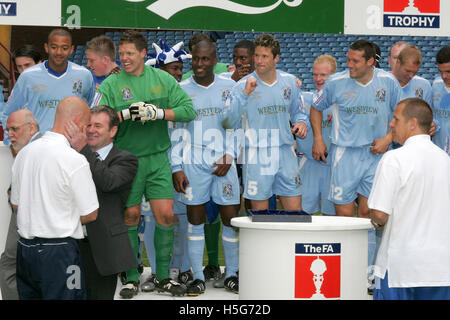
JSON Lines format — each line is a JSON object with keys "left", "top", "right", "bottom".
{"left": 372, "top": 221, "right": 384, "bottom": 228}
{"left": 156, "top": 108, "right": 165, "bottom": 120}
{"left": 121, "top": 108, "right": 131, "bottom": 120}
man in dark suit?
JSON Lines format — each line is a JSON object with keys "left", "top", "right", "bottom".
{"left": 64, "top": 105, "right": 139, "bottom": 300}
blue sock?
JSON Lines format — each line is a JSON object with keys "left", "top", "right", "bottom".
{"left": 268, "top": 195, "right": 277, "bottom": 210}
{"left": 187, "top": 223, "right": 205, "bottom": 281}
{"left": 375, "top": 229, "right": 383, "bottom": 254}
{"left": 143, "top": 215, "right": 156, "bottom": 274}
{"left": 222, "top": 225, "right": 239, "bottom": 278}
{"left": 137, "top": 217, "right": 145, "bottom": 265}
{"left": 368, "top": 227, "right": 376, "bottom": 267}
{"left": 170, "top": 220, "right": 181, "bottom": 270}
{"left": 177, "top": 214, "right": 191, "bottom": 272}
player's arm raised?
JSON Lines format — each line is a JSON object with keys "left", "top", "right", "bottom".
{"left": 222, "top": 78, "right": 253, "bottom": 130}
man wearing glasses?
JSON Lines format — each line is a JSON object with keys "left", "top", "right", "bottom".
{"left": 0, "top": 109, "right": 40, "bottom": 300}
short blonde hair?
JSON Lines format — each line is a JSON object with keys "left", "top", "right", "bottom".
{"left": 86, "top": 35, "right": 116, "bottom": 62}
{"left": 314, "top": 55, "right": 337, "bottom": 74}
{"left": 398, "top": 45, "right": 422, "bottom": 66}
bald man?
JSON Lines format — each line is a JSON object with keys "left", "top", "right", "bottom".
{"left": 11, "top": 96, "right": 99, "bottom": 300}
{"left": 0, "top": 109, "right": 40, "bottom": 300}
{"left": 369, "top": 98, "right": 450, "bottom": 300}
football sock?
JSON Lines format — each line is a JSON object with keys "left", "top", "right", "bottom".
{"left": 170, "top": 214, "right": 189, "bottom": 271}
{"left": 170, "top": 219, "right": 181, "bottom": 270}
{"left": 187, "top": 223, "right": 205, "bottom": 281}
{"left": 125, "top": 225, "right": 140, "bottom": 283}
{"left": 204, "top": 215, "right": 221, "bottom": 267}
{"left": 143, "top": 215, "right": 156, "bottom": 274}
{"left": 154, "top": 222, "right": 174, "bottom": 281}
{"left": 368, "top": 227, "right": 376, "bottom": 267}
{"left": 177, "top": 214, "right": 191, "bottom": 272}
{"left": 222, "top": 225, "right": 239, "bottom": 278}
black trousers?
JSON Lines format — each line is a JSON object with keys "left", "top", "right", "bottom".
{"left": 78, "top": 239, "right": 118, "bottom": 300}
{"left": 16, "top": 237, "right": 86, "bottom": 300}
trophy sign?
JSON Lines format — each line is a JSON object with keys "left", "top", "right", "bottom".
{"left": 310, "top": 257, "right": 327, "bottom": 299}
{"left": 295, "top": 243, "right": 341, "bottom": 299}
{"left": 402, "top": 0, "right": 420, "bottom": 15}
{"left": 382, "top": 0, "right": 440, "bottom": 29}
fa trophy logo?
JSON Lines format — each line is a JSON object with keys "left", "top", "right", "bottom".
{"left": 383, "top": 0, "right": 440, "bottom": 29}
{"left": 310, "top": 257, "right": 327, "bottom": 299}
{"left": 402, "top": 0, "right": 421, "bottom": 14}
{"left": 295, "top": 243, "right": 341, "bottom": 299}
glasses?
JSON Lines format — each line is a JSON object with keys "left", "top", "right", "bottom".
{"left": 5, "top": 123, "right": 29, "bottom": 133}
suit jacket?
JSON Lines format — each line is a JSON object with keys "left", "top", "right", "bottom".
{"left": 80, "top": 144, "right": 138, "bottom": 276}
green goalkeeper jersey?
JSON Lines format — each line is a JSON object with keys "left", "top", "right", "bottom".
{"left": 95, "top": 65, "right": 195, "bottom": 157}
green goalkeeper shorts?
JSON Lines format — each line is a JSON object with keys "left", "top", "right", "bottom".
{"left": 126, "top": 151, "right": 174, "bottom": 207}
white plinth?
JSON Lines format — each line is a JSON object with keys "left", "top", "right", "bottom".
{"left": 231, "top": 216, "right": 372, "bottom": 300}
{"left": 0, "top": 142, "right": 13, "bottom": 255}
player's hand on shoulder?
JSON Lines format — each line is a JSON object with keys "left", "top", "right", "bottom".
{"left": 109, "top": 66, "right": 121, "bottom": 75}
{"left": 295, "top": 77, "right": 302, "bottom": 89}
{"left": 429, "top": 121, "right": 436, "bottom": 136}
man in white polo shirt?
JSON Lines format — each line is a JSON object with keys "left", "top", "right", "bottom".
{"left": 10, "top": 96, "right": 99, "bottom": 300}
{"left": 368, "top": 97, "right": 450, "bottom": 300}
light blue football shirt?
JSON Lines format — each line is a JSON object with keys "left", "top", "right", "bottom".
{"left": 399, "top": 75, "right": 432, "bottom": 105}
{"left": 223, "top": 70, "right": 307, "bottom": 149}
{"left": 296, "top": 90, "right": 332, "bottom": 164}
{"left": 0, "top": 83, "right": 4, "bottom": 126}
{"left": 175, "top": 74, "right": 237, "bottom": 166}
{"left": 312, "top": 67, "right": 402, "bottom": 147}
{"left": 2, "top": 60, "right": 95, "bottom": 144}
{"left": 431, "top": 77, "right": 450, "bottom": 155}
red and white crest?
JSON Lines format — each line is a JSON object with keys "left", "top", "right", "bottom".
{"left": 294, "top": 243, "right": 341, "bottom": 299}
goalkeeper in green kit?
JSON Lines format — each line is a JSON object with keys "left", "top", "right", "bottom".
{"left": 92, "top": 30, "right": 195, "bottom": 297}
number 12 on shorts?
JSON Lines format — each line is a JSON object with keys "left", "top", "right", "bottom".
{"left": 330, "top": 184, "right": 343, "bottom": 201}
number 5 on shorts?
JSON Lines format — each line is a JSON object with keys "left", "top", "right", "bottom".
{"left": 247, "top": 180, "right": 258, "bottom": 196}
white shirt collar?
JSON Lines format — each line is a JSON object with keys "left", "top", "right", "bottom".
{"left": 403, "top": 134, "right": 430, "bottom": 146}
{"left": 44, "top": 131, "right": 70, "bottom": 147}
{"left": 28, "top": 132, "right": 41, "bottom": 144}
{"left": 95, "top": 143, "right": 113, "bottom": 160}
